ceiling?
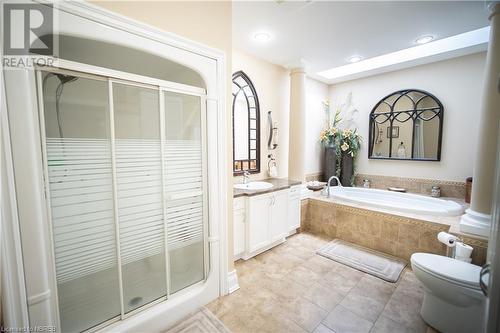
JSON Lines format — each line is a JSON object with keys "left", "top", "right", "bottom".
{"left": 232, "top": 1, "right": 490, "bottom": 83}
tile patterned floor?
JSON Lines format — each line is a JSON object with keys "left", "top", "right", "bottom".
{"left": 207, "top": 232, "right": 439, "bottom": 333}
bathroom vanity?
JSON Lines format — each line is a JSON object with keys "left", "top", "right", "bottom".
{"left": 233, "top": 179, "right": 301, "bottom": 260}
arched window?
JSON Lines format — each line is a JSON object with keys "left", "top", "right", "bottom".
{"left": 232, "top": 71, "right": 260, "bottom": 174}
{"left": 369, "top": 89, "right": 443, "bottom": 161}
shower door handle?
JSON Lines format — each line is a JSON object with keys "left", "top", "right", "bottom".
{"left": 479, "top": 263, "right": 490, "bottom": 297}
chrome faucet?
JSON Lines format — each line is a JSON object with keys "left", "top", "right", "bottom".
{"left": 326, "top": 176, "right": 342, "bottom": 198}
{"left": 243, "top": 170, "right": 251, "bottom": 184}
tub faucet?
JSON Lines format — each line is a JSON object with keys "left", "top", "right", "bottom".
{"left": 243, "top": 170, "right": 250, "bottom": 184}
{"left": 326, "top": 176, "right": 342, "bottom": 198}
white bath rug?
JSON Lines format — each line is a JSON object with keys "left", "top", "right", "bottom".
{"left": 317, "top": 239, "right": 407, "bottom": 283}
{"left": 165, "top": 307, "right": 231, "bottom": 333}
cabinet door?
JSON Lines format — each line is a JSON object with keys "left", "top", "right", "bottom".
{"left": 247, "top": 194, "right": 271, "bottom": 253}
{"left": 270, "top": 190, "right": 289, "bottom": 242}
{"left": 233, "top": 208, "right": 245, "bottom": 257}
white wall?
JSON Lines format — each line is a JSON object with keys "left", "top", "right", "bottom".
{"left": 305, "top": 78, "right": 329, "bottom": 176}
{"left": 232, "top": 50, "right": 290, "bottom": 180}
{"left": 329, "top": 52, "right": 486, "bottom": 182}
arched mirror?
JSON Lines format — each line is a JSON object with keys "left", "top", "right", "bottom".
{"left": 232, "top": 71, "right": 260, "bottom": 174}
{"left": 369, "top": 89, "right": 443, "bottom": 161}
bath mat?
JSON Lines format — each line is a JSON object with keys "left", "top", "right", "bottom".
{"left": 165, "top": 307, "right": 230, "bottom": 333}
{"left": 317, "top": 239, "right": 407, "bottom": 283}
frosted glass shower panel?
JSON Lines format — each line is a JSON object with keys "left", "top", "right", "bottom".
{"left": 112, "top": 83, "right": 167, "bottom": 313}
{"left": 42, "top": 73, "right": 121, "bottom": 332}
{"left": 164, "top": 91, "right": 205, "bottom": 293}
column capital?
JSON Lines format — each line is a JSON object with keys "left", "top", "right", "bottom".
{"left": 285, "top": 59, "right": 308, "bottom": 73}
{"left": 290, "top": 67, "right": 306, "bottom": 76}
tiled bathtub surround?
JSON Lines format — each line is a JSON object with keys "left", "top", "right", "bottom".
{"left": 301, "top": 197, "right": 488, "bottom": 265}
{"left": 354, "top": 174, "right": 466, "bottom": 199}
{"left": 305, "top": 173, "right": 323, "bottom": 182}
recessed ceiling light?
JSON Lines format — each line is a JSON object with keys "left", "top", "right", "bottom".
{"left": 415, "top": 35, "right": 434, "bottom": 45}
{"left": 348, "top": 56, "right": 363, "bottom": 63}
{"left": 253, "top": 32, "right": 271, "bottom": 42}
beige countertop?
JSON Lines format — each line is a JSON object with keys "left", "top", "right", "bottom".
{"left": 233, "top": 178, "right": 302, "bottom": 198}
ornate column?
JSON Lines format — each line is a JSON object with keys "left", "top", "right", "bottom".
{"left": 460, "top": 2, "right": 500, "bottom": 237}
{"left": 288, "top": 65, "right": 307, "bottom": 182}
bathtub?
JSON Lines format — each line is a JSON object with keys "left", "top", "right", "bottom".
{"left": 326, "top": 187, "right": 464, "bottom": 217}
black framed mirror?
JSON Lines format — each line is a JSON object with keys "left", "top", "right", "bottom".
{"left": 232, "top": 71, "right": 260, "bottom": 175}
{"left": 369, "top": 89, "right": 443, "bottom": 161}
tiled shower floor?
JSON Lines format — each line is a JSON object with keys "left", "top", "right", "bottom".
{"left": 207, "top": 232, "right": 438, "bottom": 333}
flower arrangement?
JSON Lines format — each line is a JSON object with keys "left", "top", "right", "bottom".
{"left": 319, "top": 96, "right": 362, "bottom": 185}
{"left": 339, "top": 128, "right": 362, "bottom": 158}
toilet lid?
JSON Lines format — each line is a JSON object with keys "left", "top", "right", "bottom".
{"left": 411, "top": 253, "right": 481, "bottom": 289}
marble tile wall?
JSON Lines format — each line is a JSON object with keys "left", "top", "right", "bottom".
{"left": 305, "top": 173, "right": 323, "bottom": 182}
{"left": 305, "top": 173, "right": 467, "bottom": 199}
{"left": 354, "top": 174, "right": 466, "bottom": 199}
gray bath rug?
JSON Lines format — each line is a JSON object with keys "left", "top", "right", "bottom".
{"left": 165, "top": 307, "right": 230, "bottom": 333}
{"left": 317, "top": 239, "right": 407, "bottom": 283}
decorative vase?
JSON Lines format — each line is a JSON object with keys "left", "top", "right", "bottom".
{"left": 340, "top": 153, "right": 354, "bottom": 187}
{"left": 323, "top": 145, "right": 338, "bottom": 184}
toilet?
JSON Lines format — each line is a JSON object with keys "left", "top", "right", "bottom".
{"left": 410, "top": 253, "right": 485, "bottom": 333}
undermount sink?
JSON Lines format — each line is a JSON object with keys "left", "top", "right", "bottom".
{"left": 234, "top": 181, "right": 274, "bottom": 190}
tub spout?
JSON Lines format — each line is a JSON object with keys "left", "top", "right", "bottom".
{"left": 326, "top": 176, "right": 342, "bottom": 198}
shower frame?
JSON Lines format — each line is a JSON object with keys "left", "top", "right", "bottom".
{"left": 35, "top": 59, "right": 210, "bottom": 331}
{"left": 2, "top": 2, "right": 229, "bottom": 331}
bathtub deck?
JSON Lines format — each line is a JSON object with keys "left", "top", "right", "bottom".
{"left": 308, "top": 190, "right": 465, "bottom": 227}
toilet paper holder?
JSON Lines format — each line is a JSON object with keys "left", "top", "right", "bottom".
{"left": 437, "top": 232, "right": 473, "bottom": 261}
{"left": 438, "top": 231, "right": 462, "bottom": 247}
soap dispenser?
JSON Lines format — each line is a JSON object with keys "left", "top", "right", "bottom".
{"left": 397, "top": 142, "right": 406, "bottom": 158}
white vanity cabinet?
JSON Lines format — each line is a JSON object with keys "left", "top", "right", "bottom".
{"left": 246, "top": 193, "right": 274, "bottom": 253}
{"left": 267, "top": 190, "right": 290, "bottom": 243}
{"left": 234, "top": 188, "right": 295, "bottom": 260}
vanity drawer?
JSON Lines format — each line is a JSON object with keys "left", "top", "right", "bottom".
{"left": 290, "top": 185, "right": 301, "bottom": 198}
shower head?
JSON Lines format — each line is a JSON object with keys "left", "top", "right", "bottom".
{"left": 55, "top": 74, "right": 77, "bottom": 84}
{"left": 51, "top": 73, "right": 77, "bottom": 139}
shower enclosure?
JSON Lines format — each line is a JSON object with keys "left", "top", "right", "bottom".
{"left": 2, "top": 3, "right": 227, "bottom": 332}
{"left": 37, "top": 64, "right": 207, "bottom": 332}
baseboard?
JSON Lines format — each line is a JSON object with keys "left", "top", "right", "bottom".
{"left": 227, "top": 270, "right": 240, "bottom": 294}
{"left": 241, "top": 238, "right": 286, "bottom": 260}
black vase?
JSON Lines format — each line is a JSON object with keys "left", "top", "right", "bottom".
{"left": 340, "top": 153, "right": 354, "bottom": 186}
{"left": 323, "top": 146, "right": 338, "bottom": 184}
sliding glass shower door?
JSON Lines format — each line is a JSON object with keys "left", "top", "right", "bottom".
{"left": 164, "top": 91, "right": 206, "bottom": 294}
{"left": 41, "top": 72, "right": 121, "bottom": 332}
{"left": 112, "top": 83, "right": 167, "bottom": 313}
{"left": 39, "top": 68, "right": 207, "bottom": 333}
